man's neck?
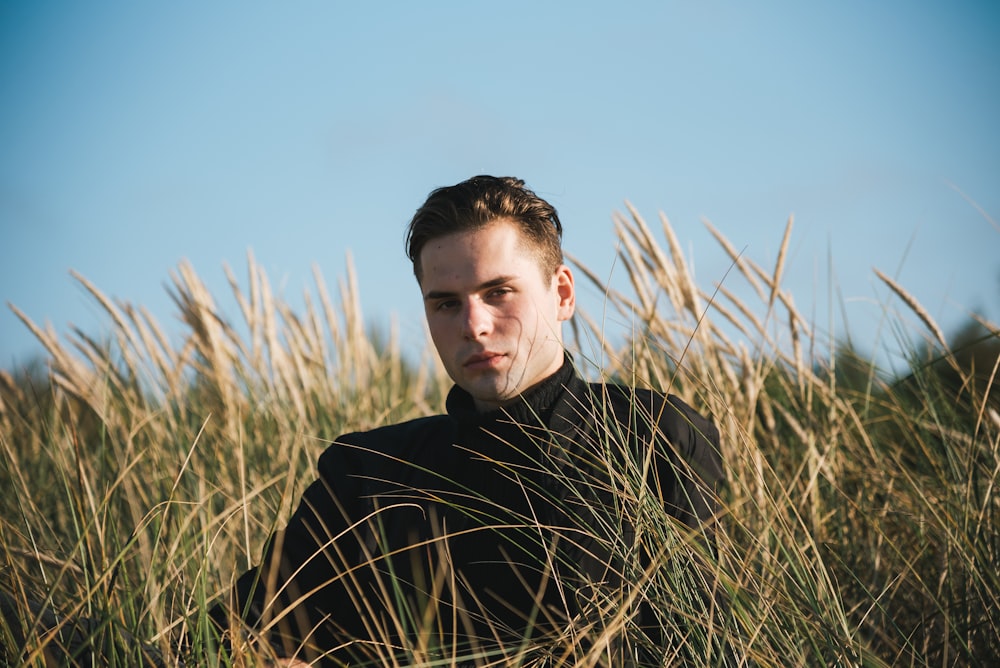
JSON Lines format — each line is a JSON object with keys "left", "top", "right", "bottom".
{"left": 473, "top": 353, "right": 567, "bottom": 413}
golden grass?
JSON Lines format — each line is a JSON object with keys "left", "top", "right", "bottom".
{"left": 1, "top": 210, "right": 998, "bottom": 666}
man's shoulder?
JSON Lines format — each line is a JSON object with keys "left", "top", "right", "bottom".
{"left": 583, "top": 380, "right": 668, "bottom": 409}
{"left": 313, "top": 414, "right": 452, "bottom": 480}
{"left": 585, "top": 381, "right": 715, "bottom": 433}
{"left": 334, "top": 414, "right": 452, "bottom": 452}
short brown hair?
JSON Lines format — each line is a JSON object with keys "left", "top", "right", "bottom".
{"left": 405, "top": 175, "right": 563, "bottom": 281}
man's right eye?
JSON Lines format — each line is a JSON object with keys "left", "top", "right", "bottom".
{"left": 436, "top": 300, "right": 459, "bottom": 311}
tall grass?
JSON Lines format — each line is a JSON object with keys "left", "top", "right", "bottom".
{"left": 1, "top": 213, "right": 997, "bottom": 666}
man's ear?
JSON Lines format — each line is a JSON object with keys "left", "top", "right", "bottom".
{"left": 554, "top": 264, "right": 575, "bottom": 321}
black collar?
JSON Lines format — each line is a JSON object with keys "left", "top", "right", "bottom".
{"left": 444, "top": 356, "right": 580, "bottom": 430}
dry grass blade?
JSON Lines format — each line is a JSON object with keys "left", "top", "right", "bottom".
{"left": 873, "top": 267, "right": 967, "bottom": 383}
{"left": 702, "top": 218, "right": 766, "bottom": 301}
{"left": 873, "top": 268, "right": 948, "bottom": 351}
{"left": 657, "top": 210, "right": 700, "bottom": 316}
{"left": 768, "top": 215, "right": 794, "bottom": 311}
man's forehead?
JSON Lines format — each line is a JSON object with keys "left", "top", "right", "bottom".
{"left": 419, "top": 221, "right": 542, "bottom": 270}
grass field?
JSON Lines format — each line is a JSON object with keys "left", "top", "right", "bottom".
{"left": 2, "top": 210, "right": 997, "bottom": 666}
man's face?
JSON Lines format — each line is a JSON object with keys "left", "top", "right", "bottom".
{"left": 419, "top": 219, "right": 575, "bottom": 411}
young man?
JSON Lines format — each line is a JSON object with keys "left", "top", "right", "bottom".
{"left": 210, "top": 176, "right": 724, "bottom": 665}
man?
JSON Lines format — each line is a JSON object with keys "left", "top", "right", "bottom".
{"left": 209, "top": 176, "right": 724, "bottom": 666}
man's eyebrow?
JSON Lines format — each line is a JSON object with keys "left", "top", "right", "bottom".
{"left": 423, "top": 275, "right": 517, "bottom": 301}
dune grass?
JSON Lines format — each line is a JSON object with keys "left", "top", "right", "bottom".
{"left": 1, "top": 212, "right": 997, "bottom": 666}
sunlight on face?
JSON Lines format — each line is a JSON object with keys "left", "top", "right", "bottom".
{"left": 419, "top": 220, "right": 575, "bottom": 411}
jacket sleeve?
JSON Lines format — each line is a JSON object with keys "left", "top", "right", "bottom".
{"left": 653, "top": 394, "right": 732, "bottom": 664}
{"left": 207, "top": 439, "right": 367, "bottom": 658}
{"left": 593, "top": 386, "right": 728, "bottom": 662}
{"left": 658, "top": 395, "right": 725, "bottom": 544}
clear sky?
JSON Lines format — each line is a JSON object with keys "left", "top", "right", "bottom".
{"left": 2, "top": 1, "right": 998, "bottom": 374}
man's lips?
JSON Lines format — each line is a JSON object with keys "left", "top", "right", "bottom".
{"left": 462, "top": 352, "right": 506, "bottom": 369}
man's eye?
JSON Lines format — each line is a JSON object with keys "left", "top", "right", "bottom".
{"left": 436, "top": 300, "right": 459, "bottom": 311}
{"left": 488, "top": 287, "right": 512, "bottom": 299}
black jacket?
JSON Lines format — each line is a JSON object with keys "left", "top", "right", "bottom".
{"left": 209, "top": 360, "right": 723, "bottom": 665}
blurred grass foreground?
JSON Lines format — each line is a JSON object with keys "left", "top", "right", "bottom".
{"left": 1, "top": 209, "right": 998, "bottom": 666}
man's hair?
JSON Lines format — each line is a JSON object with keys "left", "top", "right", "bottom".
{"left": 405, "top": 175, "right": 564, "bottom": 281}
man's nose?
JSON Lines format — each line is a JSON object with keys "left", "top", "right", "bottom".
{"left": 461, "top": 299, "right": 491, "bottom": 340}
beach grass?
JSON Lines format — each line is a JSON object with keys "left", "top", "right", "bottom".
{"left": 1, "top": 212, "right": 997, "bottom": 666}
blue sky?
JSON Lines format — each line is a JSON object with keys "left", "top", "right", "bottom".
{"left": 2, "top": 1, "right": 998, "bottom": 374}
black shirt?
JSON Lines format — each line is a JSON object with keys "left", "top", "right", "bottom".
{"left": 210, "top": 359, "right": 723, "bottom": 665}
